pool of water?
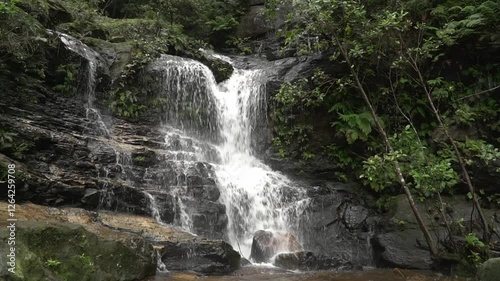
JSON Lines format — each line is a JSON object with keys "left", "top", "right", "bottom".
{"left": 149, "top": 266, "right": 474, "bottom": 281}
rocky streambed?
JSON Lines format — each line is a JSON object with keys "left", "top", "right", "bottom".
{"left": 150, "top": 268, "right": 473, "bottom": 281}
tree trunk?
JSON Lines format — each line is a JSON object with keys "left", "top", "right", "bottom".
{"left": 333, "top": 35, "right": 439, "bottom": 256}
{"left": 411, "top": 62, "right": 490, "bottom": 240}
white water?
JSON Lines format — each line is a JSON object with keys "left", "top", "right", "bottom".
{"left": 214, "top": 68, "right": 306, "bottom": 258}
{"left": 153, "top": 54, "right": 308, "bottom": 258}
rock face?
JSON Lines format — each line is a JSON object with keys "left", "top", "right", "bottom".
{"left": 237, "top": 1, "right": 290, "bottom": 39}
{"left": 372, "top": 195, "right": 500, "bottom": 270}
{"left": 273, "top": 251, "right": 353, "bottom": 271}
{"left": 0, "top": 36, "right": 228, "bottom": 240}
{"left": 0, "top": 203, "right": 241, "bottom": 278}
{"left": 295, "top": 181, "right": 378, "bottom": 267}
{"left": 237, "top": 6, "right": 268, "bottom": 38}
{"left": 478, "top": 258, "right": 500, "bottom": 281}
{"left": 0, "top": 222, "right": 156, "bottom": 281}
{"left": 249, "top": 230, "right": 302, "bottom": 263}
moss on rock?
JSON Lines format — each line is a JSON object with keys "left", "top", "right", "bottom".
{"left": 478, "top": 258, "right": 500, "bottom": 281}
{"left": 0, "top": 222, "right": 156, "bottom": 281}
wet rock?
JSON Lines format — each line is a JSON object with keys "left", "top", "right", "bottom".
{"left": 249, "top": 230, "right": 302, "bottom": 263}
{"left": 371, "top": 231, "right": 433, "bottom": 270}
{"left": 187, "top": 185, "right": 221, "bottom": 201}
{"left": 159, "top": 240, "right": 240, "bottom": 275}
{"left": 0, "top": 221, "right": 156, "bottom": 281}
{"left": 342, "top": 204, "right": 369, "bottom": 230}
{"left": 201, "top": 55, "right": 234, "bottom": 83}
{"left": 176, "top": 49, "right": 234, "bottom": 83}
{"left": 240, "top": 257, "right": 252, "bottom": 267}
{"left": 296, "top": 181, "right": 377, "bottom": 267}
{"left": 274, "top": 251, "right": 353, "bottom": 271}
{"left": 184, "top": 199, "right": 228, "bottom": 239}
{"left": 478, "top": 258, "right": 500, "bottom": 281}
{"left": 131, "top": 149, "right": 158, "bottom": 167}
{"left": 186, "top": 162, "right": 217, "bottom": 186}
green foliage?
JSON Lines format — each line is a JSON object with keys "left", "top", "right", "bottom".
{"left": 459, "top": 139, "right": 500, "bottom": 165}
{"left": 78, "top": 253, "right": 94, "bottom": 267}
{"left": 0, "top": 128, "right": 32, "bottom": 159}
{"left": 206, "top": 15, "right": 238, "bottom": 32}
{"left": 271, "top": 73, "right": 330, "bottom": 160}
{"left": 52, "top": 63, "right": 78, "bottom": 95}
{"left": 97, "top": 0, "right": 245, "bottom": 48}
{"left": 108, "top": 88, "right": 145, "bottom": 118}
{"left": 0, "top": 0, "right": 49, "bottom": 102}
{"left": 45, "top": 258, "right": 62, "bottom": 268}
{"left": 333, "top": 112, "right": 374, "bottom": 144}
{"left": 0, "top": 129, "right": 16, "bottom": 148}
{"left": 268, "top": 0, "right": 500, "bottom": 199}
{"left": 226, "top": 36, "right": 252, "bottom": 55}
{"left": 361, "top": 126, "right": 459, "bottom": 197}
{"left": 458, "top": 232, "right": 490, "bottom": 275}
{"left": 0, "top": 0, "right": 19, "bottom": 14}
{"left": 134, "top": 156, "right": 146, "bottom": 162}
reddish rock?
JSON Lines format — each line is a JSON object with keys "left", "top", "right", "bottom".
{"left": 249, "top": 230, "right": 302, "bottom": 263}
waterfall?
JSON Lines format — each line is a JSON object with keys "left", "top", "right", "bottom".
{"left": 51, "top": 31, "right": 110, "bottom": 137}
{"left": 56, "top": 32, "right": 308, "bottom": 261}
{"left": 213, "top": 65, "right": 307, "bottom": 259}
{"left": 56, "top": 32, "right": 169, "bottom": 225}
{"left": 149, "top": 56, "right": 220, "bottom": 142}
{"left": 153, "top": 54, "right": 308, "bottom": 258}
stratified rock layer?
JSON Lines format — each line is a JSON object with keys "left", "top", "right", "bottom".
{"left": 0, "top": 203, "right": 240, "bottom": 279}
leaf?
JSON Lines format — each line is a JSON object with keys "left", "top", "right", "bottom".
{"left": 467, "top": 192, "right": 473, "bottom": 200}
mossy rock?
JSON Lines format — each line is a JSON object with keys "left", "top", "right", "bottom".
{"left": 201, "top": 57, "right": 234, "bottom": 83}
{"left": 478, "top": 258, "right": 500, "bottom": 281}
{"left": 81, "top": 37, "right": 134, "bottom": 81}
{"left": 0, "top": 221, "right": 156, "bottom": 281}
{"left": 178, "top": 49, "right": 234, "bottom": 83}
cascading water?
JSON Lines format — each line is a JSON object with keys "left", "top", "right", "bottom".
{"left": 152, "top": 54, "right": 308, "bottom": 259}
{"left": 52, "top": 31, "right": 110, "bottom": 137}
{"left": 57, "top": 32, "right": 309, "bottom": 263}
{"left": 213, "top": 65, "right": 307, "bottom": 258}
{"left": 56, "top": 32, "right": 167, "bottom": 225}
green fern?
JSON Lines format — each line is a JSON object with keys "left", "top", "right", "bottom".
{"left": 334, "top": 112, "right": 374, "bottom": 143}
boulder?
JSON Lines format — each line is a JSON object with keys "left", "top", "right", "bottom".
{"left": 371, "top": 230, "right": 433, "bottom": 270}
{"left": 478, "top": 258, "right": 500, "bottom": 281}
{"left": 273, "top": 251, "right": 353, "bottom": 271}
{"left": 159, "top": 240, "right": 240, "bottom": 275}
{"left": 249, "top": 230, "right": 302, "bottom": 263}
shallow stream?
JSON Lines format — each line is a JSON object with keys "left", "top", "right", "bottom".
{"left": 149, "top": 267, "right": 472, "bottom": 281}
